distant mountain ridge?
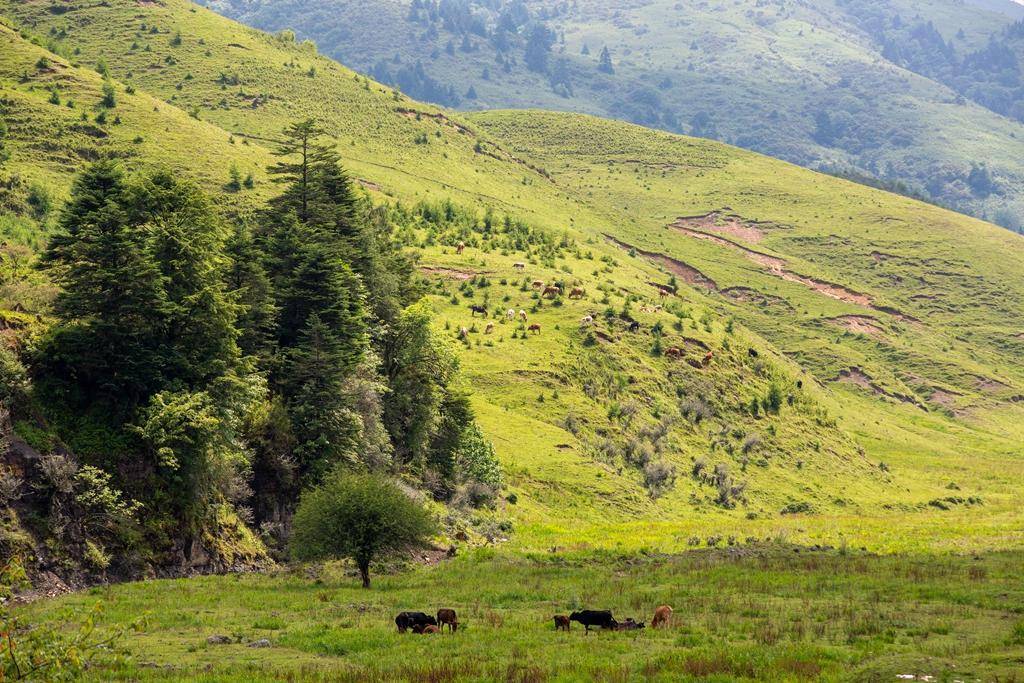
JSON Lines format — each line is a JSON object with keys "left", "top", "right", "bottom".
{"left": 205, "top": 0, "right": 1024, "bottom": 233}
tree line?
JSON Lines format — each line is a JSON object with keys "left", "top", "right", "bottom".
{"left": 9, "top": 120, "right": 501, "bottom": 571}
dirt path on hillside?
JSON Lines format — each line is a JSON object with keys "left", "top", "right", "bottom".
{"left": 604, "top": 235, "right": 718, "bottom": 290}
{"left": 826, "top": 315, "right": 885, "bottom": 337}
{"left": 419, "top": 266, "right": 486, "bottom": 281}
{"left": 833, "top": 367, "right": 923, "bottom": 408}
{"left": 673, "top": 212, "right": 768, "bottom": 243}
{"left": 668, "top": 218, "right": 919, "bottom": 321}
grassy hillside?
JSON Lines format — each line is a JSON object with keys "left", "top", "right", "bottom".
{"left": 3, "top": 1, "right": 1024, "bottom": 679}
{"left": 1, "top": 0, "right": 1023, "bottom": 556}
{"left": 205, "top": 0, "right": 1024, "bottom": 230}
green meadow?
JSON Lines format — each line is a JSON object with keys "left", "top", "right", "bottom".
{"left": 19, "top": 547, "right": 1024, "bottom": 681}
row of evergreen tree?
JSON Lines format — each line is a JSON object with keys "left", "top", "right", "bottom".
{"left": 27, "top": 120, "right": 500, "bottom": 563}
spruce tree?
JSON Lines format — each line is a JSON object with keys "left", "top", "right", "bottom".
{"left": 224, "top": 222, "right": 277, "bottom": 361}
{"left": 285, "top": 313, "right": 361, "bottom": 482}
{"left": 267, "top": 119, "right": 339, "bottom": 224}
{"left": 598, "top": 46, "right": 614, "bottom": 74}
{"left": 40, "top": 161, "right": 170, "bottom": 411}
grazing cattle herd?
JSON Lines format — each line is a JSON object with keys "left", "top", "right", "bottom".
{"left": 450, "top": 249, "right": 720, "bottom": 370}
{"left": 397, "top": 606, "right": 672, "bottom": 635}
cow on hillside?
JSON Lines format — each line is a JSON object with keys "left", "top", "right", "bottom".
{"left": 396, "top": 612, "right": 437, "bottom": 634}
{"left": 569, "top": 610, "right": 617, "bottom": 634}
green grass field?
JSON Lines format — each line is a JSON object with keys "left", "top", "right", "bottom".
{"left": 18, "top": 547, "right": 1024, "bottom": 681}
{"left": 2, "top": 0, "right": 1024, "bottom": 678}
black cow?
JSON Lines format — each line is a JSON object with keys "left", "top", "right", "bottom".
{"left": 628, "top": 320, "right": 641, "bottom": 333}
{"left": 569, "top": 610, "right": 617, "bottom": 634}
{"left": 396, "top": 611, "right": 437, "bottom": 634}
{"left": 469, "top": 304, "right": 488, "bottom": 317}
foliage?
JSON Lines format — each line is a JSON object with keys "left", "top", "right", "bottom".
{"left": 0, "top": 559, "right": 139, "bottom": 681}
{"left": 291, "top": 471, "right": 436, "bottom": 587}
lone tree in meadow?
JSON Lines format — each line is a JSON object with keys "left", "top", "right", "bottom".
{"left": 291, "top": 471, "right": 436, "bottom": 587}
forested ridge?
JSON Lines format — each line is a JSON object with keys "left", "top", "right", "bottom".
{"left": 1, "top": 120, "right": 503, "bottom": 583}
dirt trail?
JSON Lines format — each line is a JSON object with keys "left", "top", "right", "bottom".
{"left": 672, "top": 212, "right": 769, "bottom": 243}
{"left": 669, "top": 218, "right": 919, "bottom": 320}
{"left": 604, "top": 235, "right": 718, "bottom": 290}
{"left": 722, "top": 287, "right": 794, "bottom": 310}
{"left": 826, "top": 315, "right": 884, "bottom": 337}
{"left": 834, "top": 368, "right": 922, "bottom": 408}
{"left": 419, "top": 266, "right": 485, "bottom": 281}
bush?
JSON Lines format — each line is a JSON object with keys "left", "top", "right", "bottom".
{"left": 291, "top": 472, "right": 436, "bottom": 587}
{"left": 455, "top": 424, "right": 502, "bottom": 490}
{"left": 643, "top": 459, "right": 676, "bottom": 498}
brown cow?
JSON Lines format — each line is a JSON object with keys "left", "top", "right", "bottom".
{"left": 568, "top": 287, "right": 585, "bottom": 299}
{"left": 532, "top": 280, "right": 545, "bottom": 289}
{"left": 519, "top": 310, "right": 528, "bottom": 322}
{"left": 658, "top": 288, "right": 671, "bottom": 298}
{"left": 702, "top": 351, "right": 714, "bottom": 366}
{"left": 437, "top": 608, "right": 458, "bottom": 633}
{"left": 542, "top": 285, "right": 561, "bottom": 298}
{"left": 456, "top": 242, "right": 466, "bottom": 255}
{"left": 484, "top": 322, "right": 495, "bottom": 334}
{"left": 651, "top": 605, "right": 673, "bottom": 629}
{"left": 553, "top": 615, "right": 570, "bottom": 632}
{"left": 528, "top": 324, "right": 541, "bottom": 335}
{"left": 422, "top": 625, "right": 440, "bottom": 634}
{"left": 513, "top": 262, "right": 526, "bottom": 270}
{"left": 664, "top": 347, "right": 682, "bottom": 359}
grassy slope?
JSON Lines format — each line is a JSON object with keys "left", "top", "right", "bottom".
{"left": 206, "top": 0, "right": 1024, "bottom": 224}
{"left": 3, "top": 2, "right": 1024, "bottom": 680}
{"left": 1, "top": 0, "right": 1023, "bottom": 554}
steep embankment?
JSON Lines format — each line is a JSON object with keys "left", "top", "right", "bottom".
{"left": 1, "top": 0, "right": 1023, "bottom": 552}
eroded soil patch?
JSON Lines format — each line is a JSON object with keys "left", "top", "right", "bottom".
{"left": 722, "top": 287, "right": 794, "bottom": 310}
{"left": 672, "top": 212, "right": 769, "bottom": 243}
{"left": 605, "top": 235, "right": 717, "bottom": 290}
{"left": 669, "top": 217, "right": 917, "bottom": 320}
{"left": 825, "top": 315, "right": 885, "bottom": 337}
{"left": 419, "top": 266, "right": 485, "bottom": 281}
{"left": 833, "top": 367, "right": 922, "bottom": 408}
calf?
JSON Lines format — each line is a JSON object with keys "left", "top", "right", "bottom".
{"left": 422, "top": 625, "right": 440, "bottom": 634}
{"left": 568, "top": 287, "right": 586, "bottom": 299}
{"left": 664, "top": 347, "right": 682, "bottom": 359}
{"left": 616, "top": 618, "right": 645, "bottom": 631}
{"left": 396, "top": 611, "right": 437, "bottom": 634}
{"left": 651, "top": 605, "right": 673, "bottom": 629}
{"left": 702, "top": 351, "right": 714, "bottom": 366}
{"left": 569, "top": 610, "right": 617, "bottom": 634}
{"left": 437, "top": 608, "right": 458, "bottom": 633}
{"left": 553, "top": 615, "right": 571, "bottom": 632}
{"left": 532, "top": 280, "right": 545, "bottom": 289}
{"left": 528, "top": 323, "right": 541, "bottom": 335}
{"left": 456, "top": 241, "right": 466, "bottom": 255}
{"left": 519, "top": 310, "right": 528, "bottom": 322}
